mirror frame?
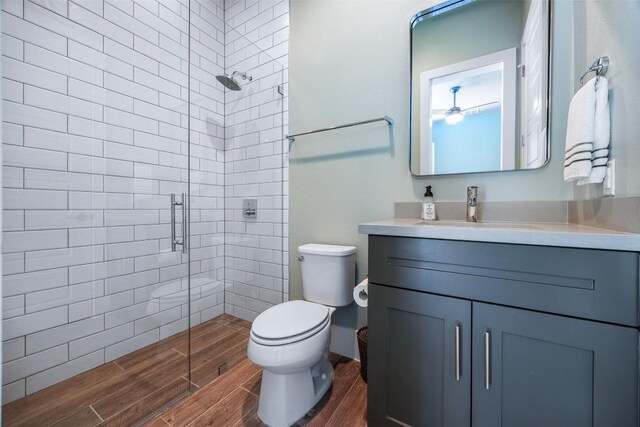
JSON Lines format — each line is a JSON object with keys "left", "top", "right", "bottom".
{"left": 409, "top": 0, "right": 554, "bottom": 177}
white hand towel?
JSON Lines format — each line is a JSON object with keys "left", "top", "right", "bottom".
{"left": 564, "top": 78, "right": 597, "bottom": 182}
{"left": 577, "top": 77, "right": 610, "bottom": 185}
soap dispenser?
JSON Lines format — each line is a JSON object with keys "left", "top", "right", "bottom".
{"left": 422, "top": 186, "right": 436, "bottom": 221}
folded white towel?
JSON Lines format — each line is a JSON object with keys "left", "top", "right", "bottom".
{"left": 577, "top": 77, "right": 610, "bottom": 185}
{"left": 564, "top": 78, "right": 597, "bottom": 182}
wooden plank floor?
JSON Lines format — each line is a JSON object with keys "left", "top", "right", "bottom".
{"left": 3, "top": 314, "right": 252, "bottom": 427}
{"left": 147, "top": 352, "right": 367, "bottom": 427}
{"left": 3, "top": 314, "right": 367, "bottom": 427}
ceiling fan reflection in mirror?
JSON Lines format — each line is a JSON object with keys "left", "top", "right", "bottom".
{"left": 437, "top": 85, "right": 500, "bottom": 125}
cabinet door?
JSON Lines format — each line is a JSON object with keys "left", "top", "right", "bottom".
{"left": 369, "top": 284, "right": 471, "bottom": 426}
{"left": 472, "top": 303, "right": 638, "bottom": 427}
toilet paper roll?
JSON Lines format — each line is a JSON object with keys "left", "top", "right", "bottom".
{"left": 353, "top": 278, "right": 369, "bottom": 308}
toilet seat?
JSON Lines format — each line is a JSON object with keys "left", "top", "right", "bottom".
{"left": 251, "top": 300, "right": 330, "bottom": 346}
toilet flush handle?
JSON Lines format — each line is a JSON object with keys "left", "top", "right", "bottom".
{"left": 297, "top": 256, "right": 304, "bottom": 262}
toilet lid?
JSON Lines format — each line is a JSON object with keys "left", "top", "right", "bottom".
{"left": 251, "top": 300, "right": 330, "bottom": 344}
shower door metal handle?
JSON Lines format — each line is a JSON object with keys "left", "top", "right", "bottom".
{"left": 181, "top": 193, "right": 188, "bottom": 254}
{"left": 171, "top": 194, "right": 179, "bottom": 252}
{"left": 170, "top": 193, "right": 187, "bottom": 253}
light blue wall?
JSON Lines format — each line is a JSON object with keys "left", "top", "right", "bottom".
{"left": 433, "top": 109, "right": 502, "bottom": 174}
{"left": 289, "top": 0, "right": 575, "bottom": 353}
{"left": 571, "top": 0, "right": 640, "bottom": 199}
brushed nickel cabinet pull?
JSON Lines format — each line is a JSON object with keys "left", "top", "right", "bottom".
{"left": 455, "top": 324, "right": 461, "bottom": 381}
{"left": 484, "top": 330, "right": 491, "bottom": 390}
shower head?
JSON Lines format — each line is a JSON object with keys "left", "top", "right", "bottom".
{"left": 216, "top": 74, "right": 241, "bottom": 91}
{"left": 216, "top": 71, "right": 252, "bottom": 91}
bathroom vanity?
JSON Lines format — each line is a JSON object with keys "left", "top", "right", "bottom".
{"left": 360, "top": 220, "right": 640, "bottom": 426}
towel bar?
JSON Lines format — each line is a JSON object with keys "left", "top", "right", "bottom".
{"left": 286, "top": 116, "right": 394, "bottom": 142}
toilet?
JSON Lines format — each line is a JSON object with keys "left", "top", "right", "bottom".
{"left": 247, "top": 243, "right": 356, "bottom": 427}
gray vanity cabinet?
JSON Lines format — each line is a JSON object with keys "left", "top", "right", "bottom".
{"left": 368, "top": 284, "right": 471, "bottom": 427}
{"left": 472, "top": 302, "right": 638, "bottom": 426}
{"left": 367, "top": 236, "right": 639, "bottom": 427}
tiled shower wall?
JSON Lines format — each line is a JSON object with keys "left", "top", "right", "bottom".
{"left": 1, "top": 0, "right": 226, "bottom": 403}
{"left": 223, "top": 0, "right": 289, "bottom": 320}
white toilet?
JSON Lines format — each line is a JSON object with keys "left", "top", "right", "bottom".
{"left": 247, "top": 243, "right": 356, "bottom": 427}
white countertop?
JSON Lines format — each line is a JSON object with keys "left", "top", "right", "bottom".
{"left": 358, "top": 219, "right": 640, "bottom": 251}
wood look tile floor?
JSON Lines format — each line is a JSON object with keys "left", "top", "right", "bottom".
{"left": 147, "top": 352, "right": 367, "bottom": 427}
{"left": 3, "top": 314, "right": 367, "bottom": 427}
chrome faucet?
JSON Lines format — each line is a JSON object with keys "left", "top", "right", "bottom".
{"left": 466, "top": 186, "right": 478, "bottom": 222}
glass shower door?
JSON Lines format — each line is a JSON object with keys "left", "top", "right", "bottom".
{"left": 1, "top": 0, "right": 193, "bottom": 424}
{"left": 185, "top": 0, "right": 227, "bottom": 389}
{"left": 185, "top": 6, "right": 289, "bottom": 389}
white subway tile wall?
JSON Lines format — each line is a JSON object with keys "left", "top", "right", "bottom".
{"left": 223, "top": 0, "right": 289, "bottom": 321}
{"left": 0, "top": 0, "right": 231, "bottom": 404}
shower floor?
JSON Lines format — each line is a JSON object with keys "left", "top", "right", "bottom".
{"left": 3, "top": 314, "right": 252, "bottom": 426}
{"left": 3, "top": 314, "right": 367, "bottom": 427}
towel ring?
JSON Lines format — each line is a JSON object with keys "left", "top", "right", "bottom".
{"left": 580, "top": 56, "right": 609, "bottom": 86}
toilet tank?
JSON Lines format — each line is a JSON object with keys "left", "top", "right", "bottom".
{"left": 298, "top": 244, "right": 356, "bottom": 307}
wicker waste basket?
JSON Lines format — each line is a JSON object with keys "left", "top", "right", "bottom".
{"left": 356, "top": 326, "right": 368, "bottom": 383}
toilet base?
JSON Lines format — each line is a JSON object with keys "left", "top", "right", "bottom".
{"left": 257, "top": 355, "right": 334, "bottom": 427}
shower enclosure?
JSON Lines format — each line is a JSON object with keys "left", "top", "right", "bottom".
{"left": 1, "top": 0, "right": 288, "bottom": 424}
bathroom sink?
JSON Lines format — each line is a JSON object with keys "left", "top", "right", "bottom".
{"left": 412, "top": 220, "right": 540, "bottom": 230}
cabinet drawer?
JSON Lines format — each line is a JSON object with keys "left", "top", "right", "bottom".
{"left": 368, "top": 236, "right": 639, "bottom": 326}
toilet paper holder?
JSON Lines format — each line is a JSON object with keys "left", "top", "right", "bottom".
{"left": 354, "top": 276, "right": 369, "bottom": 307}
